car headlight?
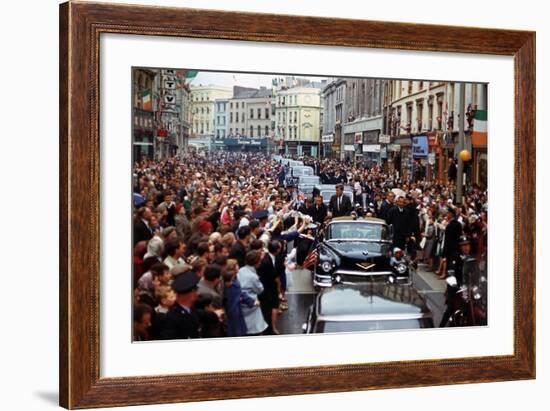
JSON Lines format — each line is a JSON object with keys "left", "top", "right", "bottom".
{"left": 321, "top": 261, "right": 333, "bottom": 273}
{"left": 395, "top": 263, "right": 407, "bottom": 274}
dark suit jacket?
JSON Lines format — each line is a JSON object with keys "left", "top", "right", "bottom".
{"left": 256, "top": 254, "right": 279, "bottom": 309}
{"left": 133, "top": 220, "right": 153, "bottom": 245}
{"left": 386, "top": 205, "right": 411, "bottom": 248}
{"left": 378, "top": 200, "right": 393, "bottom": 222}
{"left": 329, "top": 194, "right": 352, "bottom": 217}
{"left": 229, "top": 241, "right": 247, "bottom": 268}
{"left": 443, "top": 219, "right": 463, "bottom": 260}
{"left": 311, "top": 202, "right": 328, "bottom": 224}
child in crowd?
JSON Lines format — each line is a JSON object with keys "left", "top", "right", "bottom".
{"left": 149, "top": 285, "right": 176, "bottom": 339}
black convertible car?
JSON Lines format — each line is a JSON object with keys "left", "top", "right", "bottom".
{"left": 312, "top": 217, "right": 410, "bottom": 288}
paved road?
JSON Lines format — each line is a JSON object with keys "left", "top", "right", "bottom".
{"left": 278, "top": 269, "right": 315, "bottom": 335}
{"left": 277, "top": 265, "right": 447, "bottom": 334}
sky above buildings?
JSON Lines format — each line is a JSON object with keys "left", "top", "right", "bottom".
{"left": 188, "top": 70, "right": 329, "bottom": 89}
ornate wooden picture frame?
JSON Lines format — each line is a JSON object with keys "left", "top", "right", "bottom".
{"left": 59, "top": 1, "right": 535, "bottom": 408}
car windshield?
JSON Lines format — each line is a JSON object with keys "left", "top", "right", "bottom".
{"left": 327, "top": 222, "right": 389, "bottom": 241}
{"left": 315, "top": 318, "right": 432, "bottom": 333}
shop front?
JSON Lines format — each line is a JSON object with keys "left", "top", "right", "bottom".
{"left": 224, "top": 137, "right": 268, "bottom": 153}
{"left": 411, "top": 135, "right": 429, "bottom": 182}
{"left": 342, "top": 117, "right": 382, "bottom": 163}
{"left": 321, "top": 133, "right": 334, "bottom": 158}
{"left": 471, "top": 131, "right": 488, "bottom": 189}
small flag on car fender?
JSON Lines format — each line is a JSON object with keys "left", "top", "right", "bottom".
{"left": 303, "top": 249, "right": 318, "bottom": 269}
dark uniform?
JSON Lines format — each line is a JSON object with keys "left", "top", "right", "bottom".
{"left": 161, "top": 304, "right": 201, "bottom": 340}
{"left": 161, "top": 272, "right": 201, "bottom": 339}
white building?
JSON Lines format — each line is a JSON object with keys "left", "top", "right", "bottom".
{"left": 227, "top": 86, "right": 272, "bottom": 139}
{"left": 275, "top": 86, "right": 322, "bottom": 156}
{"left": 190, "top": 85, "right": 232, "bottom": 149}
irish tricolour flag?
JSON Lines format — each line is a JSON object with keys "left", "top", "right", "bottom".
{"left": 472, "top": 109, "right": 487, "bottom": 146}
{"left": 142, "top": 89, "right": 152, "bottom": 111}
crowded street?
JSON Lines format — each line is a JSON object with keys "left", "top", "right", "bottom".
{"left": 132, "top": 151, "right": 488, "bottom": 340}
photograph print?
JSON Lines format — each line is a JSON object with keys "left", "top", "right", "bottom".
{"left": 132, "top": 67, "right": 488, "bottom": 342}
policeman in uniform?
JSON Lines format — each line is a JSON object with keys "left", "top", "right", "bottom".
{"left": 161, "top": 272, "right": 201, "bottom": 339}
{"left": 449, "top": 235, "right": 476, "bottom": 287}
{"left": 439, "top": 235, "right": 480, "bottom": 327}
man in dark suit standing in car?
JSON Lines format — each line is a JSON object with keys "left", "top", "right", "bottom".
{"left": 311, "top": 194, "right": 328, "bottom": 225}
{"left": 329, "top": 183, "right": 352, "bottom": 218}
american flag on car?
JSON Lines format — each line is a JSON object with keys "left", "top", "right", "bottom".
{"left": 302, "top": 248, "right": 318, "bottom": 269}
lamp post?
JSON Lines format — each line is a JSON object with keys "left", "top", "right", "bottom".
{"left": 456, "top": 82, "right": 466, "bottom": 205}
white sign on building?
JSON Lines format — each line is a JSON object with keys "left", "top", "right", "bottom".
{"left": 379, "top": 134, "right": 391, "bottom": 144}
{"left": 163, "top": 80, "right": 176, "bottom": 90}
{"left": 164, "top": 94, "right": 176, "bottom": 104}
{"left": 363, "top": 144, "right": 381, "bottom": 153}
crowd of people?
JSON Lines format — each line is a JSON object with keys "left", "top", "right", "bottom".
{"left": 132, "top": 151, "right": 488, "bottom": 340}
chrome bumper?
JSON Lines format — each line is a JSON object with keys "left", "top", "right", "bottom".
{"left": 313, "top": 270, "right": 396, "bottom": 287}
{"left": 334, "top": 269, "right": 394, "bottom": 277}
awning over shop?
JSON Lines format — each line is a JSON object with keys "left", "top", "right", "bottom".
{"left": 471, "top": 131, "right": 488, "bottom": 147}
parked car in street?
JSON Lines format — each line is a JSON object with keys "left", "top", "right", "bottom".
{"left": 303, "top": 281, "right": 434, "bottom": 334}
{"left": 311, "top": 217, "right": 410, "bottom": 288}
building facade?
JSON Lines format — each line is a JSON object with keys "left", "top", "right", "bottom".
{"left": 214, "top": 99, "right": 229, "bottom": 140}
{"left": 132, "top": 68, "right": 157, "bottom": 161}
{"left": 190, "top": 85, "right": 232, "bottom": 149}
{"left": 342, "top": 78, "right": 384, "bottom": 164}
{"left": 177, "top": 81, "right": 191, "bottom": 156}
{"left": 275, "top": 86, "right": 323, "bottom": 156}
{"left": 321, "top": 79, "right": 347, "bottom": 159}
{"left": 246, "top": 93, "right": 272, "bottom": 139}
{"left": 153, "top": 69, "right": 194, "bottom": 159}
{"left": 383, "top": 80, "right": 487, "bottom": 186}
{"left": 228, "top": 86, "right": 272, "bottom": 139}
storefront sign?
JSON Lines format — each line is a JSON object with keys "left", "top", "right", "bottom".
{"left": 362, "top": 144, "right": 381, "bottom": 153}
{"left": 344, "top": 144, "right": 355, "bottom": 151}
{"left": 389, "top": 144, "right": 401, "bottom": 151}
{"left": 354, "top": 132, "right": 363, "bottom": 144}
{"left": 321, "top": 134, "right": 334, "bottom": 143}
{"left": 379, "top": 134, "right": 391, "bottom": 144}
{"left": 412, "top": 135, "right": 429, "bottom": 158}
{"left": 428, "top": 152, "right": 436, "bottom": 165}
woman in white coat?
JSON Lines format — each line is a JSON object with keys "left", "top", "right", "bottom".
{"left": 237, "top": 249, "right": 268, "bottom": 335}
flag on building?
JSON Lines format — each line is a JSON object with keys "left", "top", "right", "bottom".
{"left": 142, "top": 89, "right": 152, "bottom": 111}
{"left": 472, "top": 109, "right": 488, "bottom": 147}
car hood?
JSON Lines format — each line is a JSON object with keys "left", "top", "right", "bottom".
{"left": 324, "top": 240, "right": 390, "bottom": 260}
